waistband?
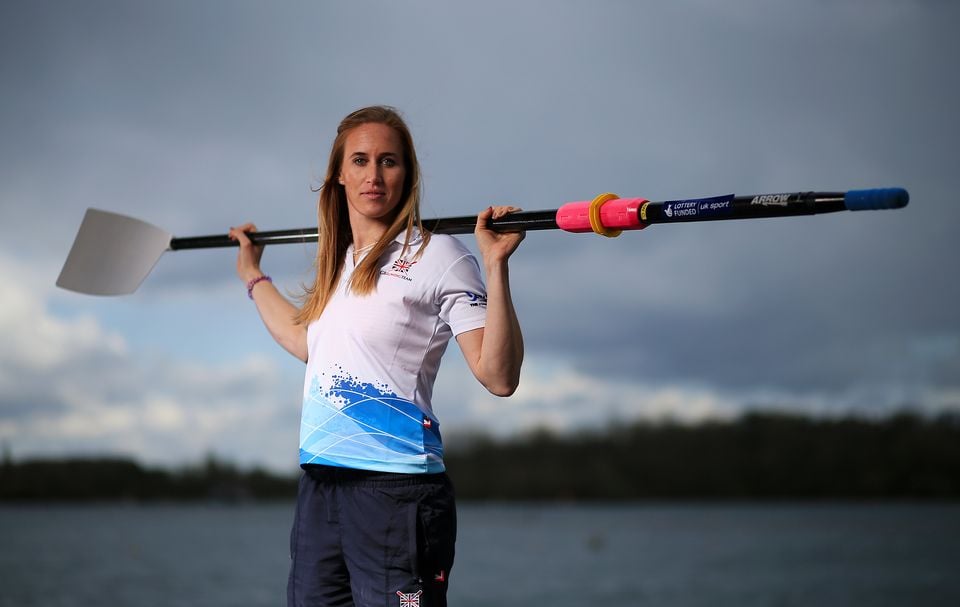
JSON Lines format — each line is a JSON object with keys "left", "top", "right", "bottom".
{"left": 302, "top": 464, "right": 449, "bottom": 488}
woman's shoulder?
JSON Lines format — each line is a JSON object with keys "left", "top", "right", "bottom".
{"left": 420, "top": 233, "right": 475, "bottom": 262}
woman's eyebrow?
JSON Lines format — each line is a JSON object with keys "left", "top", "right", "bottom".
{"left": 347, "top": 151, "right": 399, "bottom": 160}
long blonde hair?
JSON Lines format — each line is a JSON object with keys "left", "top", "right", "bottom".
{"left": 294, "top": 106, "right": 429, "bottom": 325}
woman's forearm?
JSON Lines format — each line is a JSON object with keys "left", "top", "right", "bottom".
{"left": 474, "top": 259, "right": 524, "bottom": 396}
{"left": 230, "top": 222, "right": 307, "bottom": 363}
{"left": 248, "top": 279, "right": 308, "bottom": 362}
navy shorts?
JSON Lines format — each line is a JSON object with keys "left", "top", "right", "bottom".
{"left": 287, "top": 465, "right": 456, "bottom": 607}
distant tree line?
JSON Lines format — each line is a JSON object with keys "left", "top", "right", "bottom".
{"left": 445, "top": 411, "right": 960, "bottom": 500}
{"left": 2, "top": 411, "right": 959, "bottom": 501}
{"left": 0, "top": 454, "right": 295, "bottom": 502}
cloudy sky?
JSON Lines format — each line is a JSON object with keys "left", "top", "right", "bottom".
{"left": 2, "top": 0, "right": 957, "bottom": 472}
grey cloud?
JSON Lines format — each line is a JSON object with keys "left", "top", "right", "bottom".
{"left": 2, "top": 0, "right": 958, "bottom": 431}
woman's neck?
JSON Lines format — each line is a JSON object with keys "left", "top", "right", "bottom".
{"left": 348, "top": 209, "right": 398, "bottom": 251}
{"left": 351, "top": 227, "right": 388, "bottom": 252}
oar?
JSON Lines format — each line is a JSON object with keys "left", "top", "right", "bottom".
{"left": 56, "top": 187, "right": 908, "bottom": 296}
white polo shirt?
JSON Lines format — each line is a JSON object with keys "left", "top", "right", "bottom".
{"left": 299, "top": 229, "right": 487, "bottom": 473}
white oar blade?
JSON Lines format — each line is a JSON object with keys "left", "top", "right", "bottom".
{"left": 56, "top": 208, "right": 172, "bottom": 296}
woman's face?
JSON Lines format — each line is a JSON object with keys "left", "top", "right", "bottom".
{"left": 338, "top": 122, "right": 407, "bottom": 227}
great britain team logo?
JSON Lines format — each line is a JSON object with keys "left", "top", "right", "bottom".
{"left": 391, "top": 257, "right": 416, "bottom": 274}
{"left": 381, "top": 257, "right": 417, "bottom": 282}
{"left": 396, "top": 589, "right": 422, "bottom": 607}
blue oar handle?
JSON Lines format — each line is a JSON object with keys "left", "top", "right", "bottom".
{"left": 844, "top": 188, "right": 909, "bottom": 211}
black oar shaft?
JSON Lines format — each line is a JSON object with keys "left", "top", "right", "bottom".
{"left": 167, "top": 189, "right": 905, "bottom": 251}
{"left": 169, "top": 211, "right": 558, "bottom": 250}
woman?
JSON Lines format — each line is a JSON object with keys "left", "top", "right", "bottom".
{"left": 229, "top": 106, "right": 524, "bottom": 607}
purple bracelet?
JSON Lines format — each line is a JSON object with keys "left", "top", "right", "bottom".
{"left": 247, "top": 275, "right": 272, "bottom": 299}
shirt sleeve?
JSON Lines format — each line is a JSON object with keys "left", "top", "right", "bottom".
{"left": 436, "top": 254, "right": 487, "bottom": 336}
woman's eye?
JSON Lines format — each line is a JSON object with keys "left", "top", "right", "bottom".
{"left": 352, "top": 157, "right": 367, "bottom": 166}
{"left": 381, "top": 158, "right": 396, "bottom": 167}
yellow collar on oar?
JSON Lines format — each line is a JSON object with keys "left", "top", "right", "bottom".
{"left": 588, "top": 192, "right": 623, "bottom": 237}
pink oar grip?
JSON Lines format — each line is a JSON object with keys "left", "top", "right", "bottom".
{"left": 555, "top": 198, "right": 648, "bottom": 233}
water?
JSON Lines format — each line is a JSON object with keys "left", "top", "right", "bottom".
{"left": 1, "top": 502, "right": 958, "bottom": 606}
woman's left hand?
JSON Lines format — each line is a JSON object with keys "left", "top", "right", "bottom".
{"left": 475, "top": 205, "right": 525, "bottom": 263}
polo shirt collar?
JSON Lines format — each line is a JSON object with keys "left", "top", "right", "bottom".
{"left": 392, "top": 226, "right": 424, "bottom": 247}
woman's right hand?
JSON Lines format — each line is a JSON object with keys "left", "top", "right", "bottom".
{"left": 228, "top": 222, "right": 265, "bottom": 282}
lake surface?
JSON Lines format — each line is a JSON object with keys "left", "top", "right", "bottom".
{"left": 1, "top": 502, "right": 958, "bottom": 606}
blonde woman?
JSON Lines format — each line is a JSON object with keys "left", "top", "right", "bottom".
{"left": 229, "top": 106, "right": 524, "bottom": 607}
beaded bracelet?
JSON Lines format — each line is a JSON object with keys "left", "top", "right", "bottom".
{"left": 247, "top": 275, "right": 272, "bottom": 299}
